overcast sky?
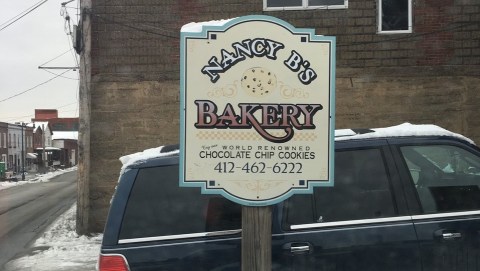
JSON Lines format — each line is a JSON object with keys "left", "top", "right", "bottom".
{"left": 0, "top": 0, "right": 79, "bottom": 124}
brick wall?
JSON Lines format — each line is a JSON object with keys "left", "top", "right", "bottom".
{"left": 85, "top": 0, "right": 480, "bottom": 232}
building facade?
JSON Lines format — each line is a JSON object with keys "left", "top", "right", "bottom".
{"left": 5, "top": 123, "right": 33, "bottom": 173}
{"left": 32, "top": 109, "right": 79, "bottom": 169}
{"left": 79, "top": 0, "right": 480, "bottom": 233}
{"left": 0, "top": 122, "right": 7, "bottom": 165}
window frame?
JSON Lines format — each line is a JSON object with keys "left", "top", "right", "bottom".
{"left": 263, "top": 0, "right": 348, "bottom": 11}
{"left": 117, "top": 160, "right": 242, "bottom": 244}
{"left": 377, "top": 0, "right": 413, "bottom": 34}
{"left": 282, "top": 141, "right": 408, "bottom": 231}
{"left": 398, "top": 142, "right": 480, "bottom": 215}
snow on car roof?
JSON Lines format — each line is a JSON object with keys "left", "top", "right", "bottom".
{"left": 120, "top": 123, "right": 475, "bottom": 168}
{"left": 119, "top": 145, "right": 179, "bottom": 170}
{"left": 335, "top": 123, "right": 475, "bottom": 145}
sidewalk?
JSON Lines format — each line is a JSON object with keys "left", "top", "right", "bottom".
{"left": 2, "top": 167, "right": 102, "bottom": 271}
{"left": 4, "top": 204, "right": 102, "bottom": 271}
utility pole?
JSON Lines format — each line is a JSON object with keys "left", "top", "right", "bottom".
{"left": 21, "top": 123, "right": 25, "bottom": 181}
{"left": 77, "top": 0, "right": 92, "bottom": 235}
{"left": 42, "top": 124, "right": 46, "bottom": 173}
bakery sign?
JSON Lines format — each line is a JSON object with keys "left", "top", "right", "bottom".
{"left": 179, "top": 15, "right": 335, "bottom": 206}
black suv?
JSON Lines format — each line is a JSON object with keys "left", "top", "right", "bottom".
{"left": 99, "top": 124, "right": 480, "bottom": 271}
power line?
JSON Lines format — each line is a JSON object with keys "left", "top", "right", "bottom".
{"left": 38, "top": 49, "right": 73, "bottom": 67}
{"left": 338, "top": 22, "right": 476, "bottom": 47}
{"left": 0, "top": 69, "right": 72, "bottom": 104}
{"left": 0, "top": 113, "right": 35, "bottom": 122}
{"left": 0, "top": 101, "right": 79, "bottom": 122}
{"left": 0, "top": 0, "right": 47, "bottom": 28}
{"left": 88, "top": 11, "right": 179, "bottom": 39}
{"left": 57, "top": 101, "right": 78, "bottom": 109}
{"left": 0, "top": 0, "right": 49, "bottom": 32}
{"left": 42, "top": 68, "right": 79, "bottom": 80}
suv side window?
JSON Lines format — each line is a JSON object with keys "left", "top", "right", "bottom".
{"left": 400, "top": 145, "right": 480, "bottom": 214}
{"left": 285, "top": 148, "right": 397, "bottom": 226}
{"left": 119, "top": 165, "right": 241, "bottom": 241}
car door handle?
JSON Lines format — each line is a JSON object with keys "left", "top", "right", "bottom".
{"left": 442, "top": 232, "right": 462, "bottom": 240}
{"left": 434, "top": 229, "right": 462, "bottom": 240}
{"left": 282, "top": 242, "right": 312, "bottom": 255}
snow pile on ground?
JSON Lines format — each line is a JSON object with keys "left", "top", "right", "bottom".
{"left": 5, "top": 204, "right": 102, "bottom": 271}
{"left": 0, "top": 166, "right": 78, "bottom": 191}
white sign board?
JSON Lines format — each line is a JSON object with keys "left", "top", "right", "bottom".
{"left": 180, "top": 15, "right": 335, "bottom": 206}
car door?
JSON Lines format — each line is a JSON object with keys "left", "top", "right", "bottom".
{"left": 271, "top": 140, "right": 422, "bottom": 271}
{"left": 393, "top": 138, "right": 480, "bottom": 271}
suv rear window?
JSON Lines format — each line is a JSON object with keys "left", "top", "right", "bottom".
{"left": 119, "top": 164, "right": 241, "bottom": 240}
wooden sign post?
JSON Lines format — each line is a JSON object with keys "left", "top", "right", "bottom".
{"left": 242, "top": 206, "right": 272, "bottom": 271}
{"left": 179, "top": 15, "right": 335, "bottom": 270}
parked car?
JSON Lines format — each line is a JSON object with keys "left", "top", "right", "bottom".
{"left": 99, "top": 123, "right": 480, "bottom": 271}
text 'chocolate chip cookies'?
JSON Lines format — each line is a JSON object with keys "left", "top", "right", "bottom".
{"left": 241, "top": 67, "right": 277, "bottom": 97}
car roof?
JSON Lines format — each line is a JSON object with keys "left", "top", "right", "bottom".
{"left": 335, "top": 123, "right": 474, "bottom": 144}
{"left": 119, "top": 123, "right": 475, "bottom": 170}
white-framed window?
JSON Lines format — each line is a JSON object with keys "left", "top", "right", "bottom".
{"left": 378, "top": 0, "right": 412, "bottom": 34}
{"left": 3, "top": 133, "right": 5, "bottom": 148}
{"left": 264, "top": 0, "right": 348, "bottom": 11}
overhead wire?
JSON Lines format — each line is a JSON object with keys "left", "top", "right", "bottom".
{"left": 0, "top": 101, "right": 79, "bottom": 122}
{"left": 88, "top": 11, "right": 179, "bottom": 39}
{"left": 38, "top": 48, "right": 73, "bottom": 67}
{"left": 87, "top": 9, "right": 476, "bottom": 48}
{"left": 0, "top": 69, "right": 72, "bottom": 104}
{"left": 338, "top": 22, "right": 477, "bottom": 47}
{"left": 0, "top": 0, "right": 49, "bottom": 32}
{"left": 42, "top": 68, "right": 79, "bottom": 80}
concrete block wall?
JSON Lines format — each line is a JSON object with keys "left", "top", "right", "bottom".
{"left": 85, "top": 0, "right": 480, "bottom": 232}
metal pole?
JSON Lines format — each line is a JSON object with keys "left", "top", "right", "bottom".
{"left": 42, "top": 124, "right": 46, "bottom": 173}
{"left": 21, "top": 123, "right": 25, "bottom": 181}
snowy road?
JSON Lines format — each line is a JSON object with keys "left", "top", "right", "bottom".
{"left": 0, "top": 171, "right": 76, "bottom": 269}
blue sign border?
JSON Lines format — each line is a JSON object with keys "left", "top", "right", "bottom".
{"left": 180, "top": 15, "right": 336, "bottom": 206}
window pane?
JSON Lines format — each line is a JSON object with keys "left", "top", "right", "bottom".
{"left": 401, "top": 145, "right": 480, "bottom": 213}
{"left": 285, "top": 148, "right": 396, "bottom": 226}
{"left": 309, "top": 0, "right": 345, "bottom": 6}
{"left": 382, "top": 0, "right": 409, "bottom": 31}
{"left": 119, "top": 165, "right": 241, "bottom": 240}
{"left": 267, "top": 0, "right": 302, "bottom": 7}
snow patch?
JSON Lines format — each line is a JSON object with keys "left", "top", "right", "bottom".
{"left": 119, "top": 146, "right": 178, "bottom": 170}
{"left": 181, "top": 18, "right": 235, "bottom": 33}
{"left": 335, "top": 123, "right": 475, "bottom": 145}
{"left": 0, "top": 167, "right": 78, "bottom": 191}
{"left": 5, "top": 203, "right": 102, "bottom": 271}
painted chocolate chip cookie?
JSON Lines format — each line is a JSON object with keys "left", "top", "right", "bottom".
{"left": 241, "top": 67, "right": 277, "bottom": 97}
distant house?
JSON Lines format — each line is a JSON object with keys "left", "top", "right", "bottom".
{"left": 32, "top": 122, "right": 54, "bottom": 168}
{"left": 32, "top": 109, "right": 79, "bottom": 168}
{"left": 52, "top": 131, "right": 78, "bottom": 167}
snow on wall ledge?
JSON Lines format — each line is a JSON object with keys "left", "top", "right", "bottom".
{"left": 181, "top": 18, "right": 235, "bottom": 33}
